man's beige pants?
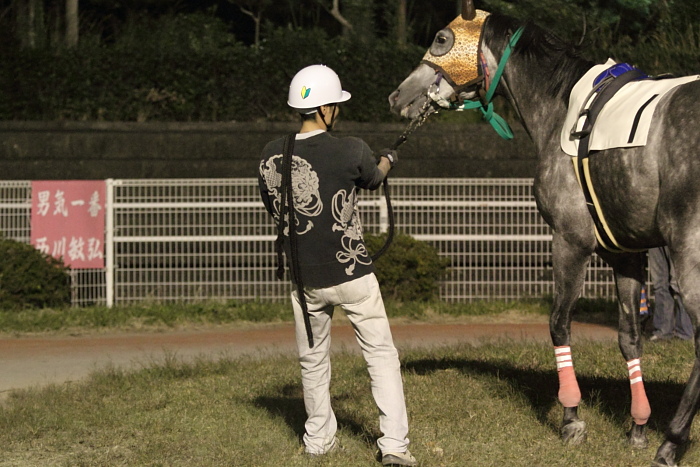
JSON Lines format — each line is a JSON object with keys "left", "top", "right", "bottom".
{"left": 291, "top": 273, "right": 410, "bottom": 456}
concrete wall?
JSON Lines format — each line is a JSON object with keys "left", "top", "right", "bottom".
{"left": 0, "top": 121, "right": 537, "bottom": 180}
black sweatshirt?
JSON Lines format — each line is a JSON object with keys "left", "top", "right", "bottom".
{"left": 258, "top": 131, "right": 385, "bottom": 288}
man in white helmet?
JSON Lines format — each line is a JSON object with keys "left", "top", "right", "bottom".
{"left": 258, "top": 64, "right": 416, "bottom": 466}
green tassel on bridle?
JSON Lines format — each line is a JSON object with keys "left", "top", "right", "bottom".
{"left": 452, "top": 26, "right": 525, "bottom": 140}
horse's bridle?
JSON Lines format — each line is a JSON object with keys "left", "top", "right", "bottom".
{"left": 421, "top": 19, "right": 526, "bottom": 140}
{"left": 379, "top": 16, "right": 525, "bottom": 259}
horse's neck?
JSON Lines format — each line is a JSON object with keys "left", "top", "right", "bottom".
{"left": 503, "top": 68, "right": 573, "bottom": 154}
{"left": 498, "top": 48, "right": 590, "bottom": 155}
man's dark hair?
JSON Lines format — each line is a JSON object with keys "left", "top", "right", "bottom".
{"left": 299, "top": 111, "right": 317, "bottom": 122}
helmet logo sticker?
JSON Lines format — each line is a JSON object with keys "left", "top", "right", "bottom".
{"left": 301, "top": 86, "right": 311, "bottom": 99}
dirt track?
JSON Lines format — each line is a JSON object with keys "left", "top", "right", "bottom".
{"left": 0, "top": 321, "right": 616, "bottom": 398}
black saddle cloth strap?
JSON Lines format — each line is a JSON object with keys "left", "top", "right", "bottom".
{"left": 575, "top": 69, "right": 647, "bottom": 253}
{"left": 276, "top": 133, "right": 314, "bottom": 348}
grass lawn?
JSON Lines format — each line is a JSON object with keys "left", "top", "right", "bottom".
{"left": 0, "top": 297, "right": 617, "bottom": 336}
{"left": 0, "top": 330, "right": 697, "bottom": 466}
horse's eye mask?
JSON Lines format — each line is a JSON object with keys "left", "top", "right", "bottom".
{"left": 429, "top": 30, "right": 455, "bottom": 57}
{"left": 420, "top": 10, "right": 490, "bottom": 89}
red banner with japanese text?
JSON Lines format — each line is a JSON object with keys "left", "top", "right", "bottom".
{"left": 30, "top": 181, "right": 106, "bottom": 269}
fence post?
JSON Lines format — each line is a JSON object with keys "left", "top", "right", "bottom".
{"left": 105, "top": 178, "right": 114, "bottom": 307}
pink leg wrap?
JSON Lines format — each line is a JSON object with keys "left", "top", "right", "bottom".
{"left": 555, "top": 346, "right": 581, "bottom": 407}
{"left": 627, "top": 359, "right": 651, "bottom": 425}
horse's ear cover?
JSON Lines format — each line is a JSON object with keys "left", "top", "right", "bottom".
{"left": 461, "top": 0, "right": 476, "bottom": 20}
{"left": 421, "top": 10, "right": 490, "bottom": 89}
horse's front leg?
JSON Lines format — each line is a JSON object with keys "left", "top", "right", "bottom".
{"left": 550, "top": 233, "right": 592, "bottom": 444}
{"left": 603, "top": 251, "right": 650, "bottom": 449}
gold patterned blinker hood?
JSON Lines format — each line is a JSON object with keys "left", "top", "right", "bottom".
{"left": 420, "top": 9, "right": 490, "bottom": 89}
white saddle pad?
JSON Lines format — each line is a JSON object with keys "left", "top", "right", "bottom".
{"left": 560, "top": 59, "right": 699, "bottom": 156}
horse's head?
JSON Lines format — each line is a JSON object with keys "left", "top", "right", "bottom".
{"left": 389, "top": 0, "right": 490, "bottom": 119}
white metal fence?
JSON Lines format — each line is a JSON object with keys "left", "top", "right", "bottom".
{"left": 0, "top": 178, "right": 618, "bottom": 306}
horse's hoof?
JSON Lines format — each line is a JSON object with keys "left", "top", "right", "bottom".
{"left": 561, "top": 418, "right": 587, "bottom": 445}
{"left": 627, "top": 423, "right": 648, "bottom": 449}
{"left": 651, "top": 459, "right": 678, "bottom": 467}
{"left": 652, "top": 441, "right": 678, "bottom": 467}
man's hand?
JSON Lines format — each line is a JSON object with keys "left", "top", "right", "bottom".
{"left": 378, "top": 148, "right": 398, "bottom": 168}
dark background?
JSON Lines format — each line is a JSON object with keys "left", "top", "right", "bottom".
{"left": 0, "top": 0, "right": 697, "bottom": 178}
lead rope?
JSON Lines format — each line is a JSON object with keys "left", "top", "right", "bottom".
{"left": 276, "top": 133, "right": 314, "bottom": 348}
{"left": 370, "top": 99, "right": 433, "bottom": 261}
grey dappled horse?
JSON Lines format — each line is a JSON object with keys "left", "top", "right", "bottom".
{"left": 389, "top": 1, "right": 700, "bottom": 466}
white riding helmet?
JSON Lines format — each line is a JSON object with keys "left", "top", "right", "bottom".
{"left": 287, "top": 65, "right": 351, "bottom": 113}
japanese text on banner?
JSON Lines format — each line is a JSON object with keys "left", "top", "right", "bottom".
{"left": 30, "top": 181, "right": 106, "bottom": 269}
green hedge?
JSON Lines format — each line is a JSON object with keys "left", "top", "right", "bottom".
{"left": 0, "top": 238, "right": 71, "bottom": 310}
{"left": 0, "top": 20, "right": 424, "bottom": 123}
{"left": 365, "top": 232, "right": 450, "bottom": 302}
{"left": 1, "top": 7, "right": 697, "bottom": 123}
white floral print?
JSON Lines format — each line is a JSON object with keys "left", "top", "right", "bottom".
{"left": 332, "top": 188, "right": 371, "bottom": 275}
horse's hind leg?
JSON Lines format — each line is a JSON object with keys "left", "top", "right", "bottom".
{"left": 602, "top": 251, "right": 650, "bottom": 449}
{"left": 549, "top": 234, "right": 591, "bottom": 444}
{"left": 653, "top": 359, "right": 700, "bottom": 467}
{"left": 653, "top": 249, "right": 700, "bottom": 467}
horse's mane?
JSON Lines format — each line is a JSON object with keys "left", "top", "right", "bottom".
{"left": 483, "top": 14, "right": 594, "bottom": 103}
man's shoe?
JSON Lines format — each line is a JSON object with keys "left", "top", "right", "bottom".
{"left": 674, "top": 333, "right": 693, "bottom": 341}
{"left": 382, "top": 449, "right": 418, "bottom": 466}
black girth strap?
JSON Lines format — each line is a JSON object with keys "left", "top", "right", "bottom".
{"left": 276, "top": 133, "right": 314, "bottom": 348}
{"left": 573, "top": 69, "right": 647, "bottom": 253}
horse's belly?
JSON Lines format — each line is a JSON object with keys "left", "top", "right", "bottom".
{"left": 586, "top": 154, "right": 662, "bottom": 249}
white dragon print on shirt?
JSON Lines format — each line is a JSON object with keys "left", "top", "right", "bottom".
{"left": 259, "top": 154, "right": 322, "bottom": 235}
